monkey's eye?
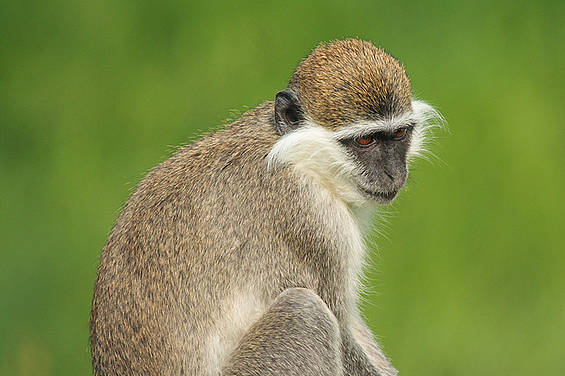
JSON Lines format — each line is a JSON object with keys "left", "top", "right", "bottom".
{"left": 393, "top": 128, "right": 407, "bottom": 140}
{"left": 355, "top": 135, "right": 375, "bottom": 147}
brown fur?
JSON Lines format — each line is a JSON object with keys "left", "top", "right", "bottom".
{"left": 289, "top": 39, "right": 412, "bottom": 128}
{"left": 90, "top": 40, "right": 407, "bottom": 376}
{"left": 90, "top": 103, "right": 368, "bottom": 375}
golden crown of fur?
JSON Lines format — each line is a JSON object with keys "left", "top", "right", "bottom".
{"left": 289, "top": 39, "right": 412, "bottom": 129}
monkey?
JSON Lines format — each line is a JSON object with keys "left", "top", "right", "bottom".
{"left": 90, "top": 39, "right": 442, "bottom": 376}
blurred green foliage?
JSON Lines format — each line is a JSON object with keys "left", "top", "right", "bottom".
{"left": 1, "top": 0, "right": 564, "bottom": 375}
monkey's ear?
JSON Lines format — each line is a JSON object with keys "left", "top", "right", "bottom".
{"left": 274, "top": 90, "right": 305, "bottom": 135}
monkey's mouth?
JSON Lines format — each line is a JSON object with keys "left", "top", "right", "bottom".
{"left": 360, "top": 187, "right": 399, "bottom": 202}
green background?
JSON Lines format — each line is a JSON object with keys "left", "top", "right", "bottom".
{"left": 1, "top": 1, "right": 563, "bottom": 375}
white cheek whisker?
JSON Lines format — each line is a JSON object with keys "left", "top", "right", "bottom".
{"left": 266, "top": 122, "right": 369, "bottom": 207}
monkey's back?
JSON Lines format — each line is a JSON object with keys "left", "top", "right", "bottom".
{"left": 90, "top": 103, "right": 345, "bottom": 375}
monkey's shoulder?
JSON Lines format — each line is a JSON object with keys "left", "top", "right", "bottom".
{"left": 119, "top": 102, "right": 281, "bottom": 215}
{"left": 162, "top": 101, "right": 278, "bottom": 174}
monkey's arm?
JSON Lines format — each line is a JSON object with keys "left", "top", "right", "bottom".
{"left": 349, "top": 318, "right": 398, "bottom": 376}
{"left": 222, "top": 288, "right": 343, "bottom": 376}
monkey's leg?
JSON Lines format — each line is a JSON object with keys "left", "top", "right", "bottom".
{"left": 221, "top": 288, "right": 344, "bottom": 376}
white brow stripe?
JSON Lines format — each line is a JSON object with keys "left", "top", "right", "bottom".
{"left": 333, "top": 121, "right": 405, "bottom": 140}
{"left": 330, "top": 99, "right": 443, "bottom": 141}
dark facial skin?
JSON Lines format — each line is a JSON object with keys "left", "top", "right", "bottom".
{"left": 339, "top": 125, "right": 414, "bottom": 204}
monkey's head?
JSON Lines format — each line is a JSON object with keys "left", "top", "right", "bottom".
{"left": 269, "top": 39, "right": 441, "bottom": 206}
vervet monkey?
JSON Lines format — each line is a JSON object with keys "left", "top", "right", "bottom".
{"left": 90, "top": 39, "right": 441, "bottom": 376}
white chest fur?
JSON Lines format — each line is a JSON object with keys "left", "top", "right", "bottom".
{"left": 207, "top": 290, "right": 267, "bottom": 375}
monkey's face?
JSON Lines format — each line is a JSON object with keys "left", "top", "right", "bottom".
{"left": 268, "top": 99, "right": 439, "bottom": 207}
{"left": 336, "top": 123, "right": 412, "bottom": 204}
{"left": 327, "top": 100, "right": 440, "bottom": 205}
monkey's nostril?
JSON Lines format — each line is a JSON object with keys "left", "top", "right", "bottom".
{"left": 383, "top": 169, "right": 394, "bottom": 182}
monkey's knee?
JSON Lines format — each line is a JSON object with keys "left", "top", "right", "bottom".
{"left": 269, "top": 288, "right": 341, "bottom": 342}
{"left": 274, "top": 287, "right": 330, "bottom": 309}
{"left": 222, "top": 288, "right": 343, "bottom": 376}
{"left": 272, "top": 287, "right": 340, "bottom": 335}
